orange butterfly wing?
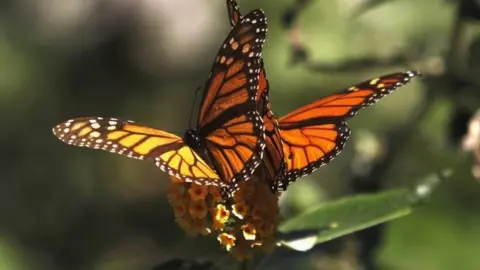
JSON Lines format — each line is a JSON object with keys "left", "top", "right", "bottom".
{"left": 257, "top": 66, "right": 288, "bottom": 190}
{"left": 196, "top": 9, "right": 268, "bottom": 189}
{"left": 278, "top": 122, "right": 350, "bottom": 187}
{"left": 227, "top": 0, "right": 287, "bottom": 191}
{"left": 53, "top": 117, "right": 221, "bottom": 185}
{"left": 280, "top": 71, "right": 419, "bottom": 126}
{"left": 278, "top": 71, "right": 420, "bottom": 187}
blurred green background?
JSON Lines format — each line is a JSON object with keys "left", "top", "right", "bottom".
{"left": 1, "top": 0, "right": 480, "bottom": 269}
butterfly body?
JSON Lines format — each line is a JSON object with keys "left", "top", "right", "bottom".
{"left": 183, "top": 129, "right": 203, "bottom": 149}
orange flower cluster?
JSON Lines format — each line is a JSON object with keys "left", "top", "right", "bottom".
{"left": 167, "top": 168, "right": 281, "bottom": 260}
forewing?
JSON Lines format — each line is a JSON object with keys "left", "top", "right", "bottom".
{"left": 53, "top": 117, "right": 220, "bottom": 185}
{"left": 199, "top": 9, "right": 268, "bottom": 188}
{"left": 280, "top": 70, "right": 420, "bottom": 127}
{"left": 198, "top": 9, "right": 267, "bottom": 127}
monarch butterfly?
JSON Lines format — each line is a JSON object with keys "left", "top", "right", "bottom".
{"left": 227, "top": 0, "right": 287, "bottom": 190}
{"left": 226, "top": 0, "right": 420, "bottom": 192}
{"left": 52, "top": 9, "right": 269, "bottom": 192}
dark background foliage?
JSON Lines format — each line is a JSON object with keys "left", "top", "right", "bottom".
{"left": 1, "top": 0, "right": 480, "bottom": 269}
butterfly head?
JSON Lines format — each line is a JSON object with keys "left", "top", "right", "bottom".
{"left": 184, "top": 128, "right": 203, "bottom": 149}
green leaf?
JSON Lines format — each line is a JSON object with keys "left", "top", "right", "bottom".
{"left": 277, "top": 170, "right": 449, "bottom": 251}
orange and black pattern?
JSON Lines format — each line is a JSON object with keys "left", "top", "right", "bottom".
{"left": 197, "top": 8, "right": 268, "bottom": 189}
{"left": 226, "top": 0, "right": 286, "bottom": 191}
{"left": 204, "top": 112, "right": 264, "bottom": 183}
{"left": 279, "top": 71, "right": 420, "bottom": 127}
{"left": 198, "top": 8, "right": 267, "bottom": 127}
{"left": 256, "top": 69, "right": 287, "bottom": 192}
{"left": 277, "top": 122, "right": 350, "bottom": 189}
{"left": 278, "top": 71, "right": 420, "bottom": 187}
{"left": 53, "top": 117, "right": 221, "bottom": 185}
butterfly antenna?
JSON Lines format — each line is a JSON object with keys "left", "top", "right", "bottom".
{"left": 188, "top": 86, "right": 202, "bottom": 129}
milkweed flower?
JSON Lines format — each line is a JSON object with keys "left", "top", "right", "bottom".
{"left": 167, "top": 166, "right": 281, "bottom": 260}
